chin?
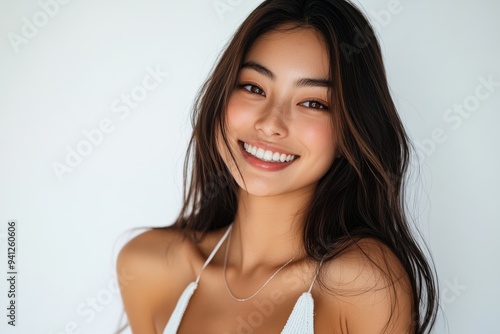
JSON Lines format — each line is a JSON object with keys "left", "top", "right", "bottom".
{"left": 235, "top": 180, "right": 279, "bottom": 197}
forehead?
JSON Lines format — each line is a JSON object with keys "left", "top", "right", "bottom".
{"left": 242, "top": 26, "right": 330, "bottom": 78}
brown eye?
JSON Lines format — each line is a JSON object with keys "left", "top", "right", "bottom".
{"left": 301, "top": 100, "right": 329, "bottom": 110}
{"left": 239, "top": 83, "right": 266, "bottom": 96}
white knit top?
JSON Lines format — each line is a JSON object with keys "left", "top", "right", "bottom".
{"left": 163, "top": 224, "right": 323, "bottom": 334}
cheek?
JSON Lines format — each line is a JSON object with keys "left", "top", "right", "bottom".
{"left": 299, "top": 118, "right": 336, "bottom": 157}
{"left": 217, "top": 97, "right": 250, "bottom": 162}
{"left": 226, "top": 96, "right": 257, "bottom": 130}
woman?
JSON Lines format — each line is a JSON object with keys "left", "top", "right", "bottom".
{"left": 116, "top": 0, "right": 439, "bottom": 333}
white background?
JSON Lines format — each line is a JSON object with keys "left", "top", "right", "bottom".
{"left": 0, "top": 0, "right": 499, "bottom": 333}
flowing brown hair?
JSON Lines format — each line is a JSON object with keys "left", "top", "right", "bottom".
{"left": 115, "top": 1, "right": 439, "bottom": 333}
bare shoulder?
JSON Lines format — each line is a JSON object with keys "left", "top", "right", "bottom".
{"left": 116, "top": 227, "right": 197, "bottom": 333}
{"left": 319, "top": 238, "right": 414, "bottom": 334}
{"left": 117, "top": 227, "right": 194, "bottom": 277}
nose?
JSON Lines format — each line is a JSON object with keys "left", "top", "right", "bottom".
{"left": 254, "top": 103, "right": 289, "bottom": 138}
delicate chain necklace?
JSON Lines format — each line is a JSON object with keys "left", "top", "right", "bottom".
{"left": 223, "top": 226, "right": 297, "bottom": 302}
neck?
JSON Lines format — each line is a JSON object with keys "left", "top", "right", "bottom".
{"left": 228, "top": 186, "right": 314, "bottom": 275}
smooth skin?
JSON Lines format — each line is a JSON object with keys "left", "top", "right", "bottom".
{"left": 117, "top": 25, "right": 414, "bottom": 334}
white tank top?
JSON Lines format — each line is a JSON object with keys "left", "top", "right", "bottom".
{"left": 163, "top": 223, "right": 324, "bottom": 333}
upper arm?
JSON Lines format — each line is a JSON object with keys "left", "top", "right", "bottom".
{"left": 323, "top": 239, "right": 414, "bottom": 334}
{"left": 116, "top": 229, "right": 190, "bottom": 334}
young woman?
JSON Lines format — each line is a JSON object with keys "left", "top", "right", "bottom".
{"left": 116, "top": 0, "right": 439, "bottom": 333}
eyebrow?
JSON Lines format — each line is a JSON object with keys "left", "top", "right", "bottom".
{"left": 240, "top": 60, "right": 333, "bottom": 88}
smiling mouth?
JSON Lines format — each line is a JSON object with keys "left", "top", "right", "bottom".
{"left": 238, "top": 140, "right": 299, "bottom": 163}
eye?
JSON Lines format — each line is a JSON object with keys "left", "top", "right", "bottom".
{"left": 238, "top": 83, "right": 266, "bottom": 96}
{"left": 301, "top": 100, "right": 329, "bottom": 110}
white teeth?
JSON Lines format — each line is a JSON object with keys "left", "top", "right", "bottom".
{"left": 242, "top": 142, "right": 296, "bottom": 163}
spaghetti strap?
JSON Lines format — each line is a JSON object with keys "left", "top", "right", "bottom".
{"left": 162, "top": 224, "right": 233, "bottom": 334}
{"left": 195, "top": 224, "right": 233, "bottom": 284}
{"left": 164, "top": 222, "right": 319, "bottom": 334}
{"left": 281, "top": 257, "right": 325, "bottom": 333}
{"left": 307, "top": 257, "right": 325, "bottom": 293}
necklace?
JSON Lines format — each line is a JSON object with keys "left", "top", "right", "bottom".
{"left": 223, "top": 225, "right": 297, "bottom": 302}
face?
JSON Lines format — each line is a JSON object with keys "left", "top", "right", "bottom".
{"left": 217, "top": 25, "right": 337, "bottom": 198}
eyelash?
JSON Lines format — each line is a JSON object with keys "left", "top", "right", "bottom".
{"left": 237, "top": 83, "right": 329, "bottom": 111}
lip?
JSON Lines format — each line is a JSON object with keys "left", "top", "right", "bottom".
{"left": 239, "top": 140, "right": 299, "bottom": 157}
{"left": 238, "top": 140, "right": 299, "bottom": 171}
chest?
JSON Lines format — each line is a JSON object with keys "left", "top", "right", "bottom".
{"left": 154, "top": 283, "right": 282, "bottom": 332}
{"left": 154, "top": 277, "right": 336, "bottom": 334}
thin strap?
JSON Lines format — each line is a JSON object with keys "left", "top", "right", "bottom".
{"left": 195, "top": 223, "right": 233, "bottom": 284}
{"left": 307, "top": 257, "right": 325, "bottom": 293}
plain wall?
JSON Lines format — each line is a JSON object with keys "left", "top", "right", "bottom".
{"left": 0, "top": 0, "right": 498, "bottom": 333}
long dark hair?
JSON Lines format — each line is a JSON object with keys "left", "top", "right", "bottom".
{"left": 115, "top": 1, "right": 439, "bottom": 333}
